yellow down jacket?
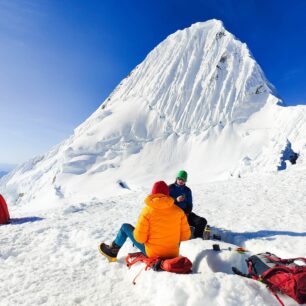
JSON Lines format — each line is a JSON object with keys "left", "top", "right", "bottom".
{"left": 133, "top": 193, "right": 191, "bottom": 258}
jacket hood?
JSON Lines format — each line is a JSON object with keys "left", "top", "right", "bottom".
{"left": 144, "top": 194, "right": 174, "bottom": 210}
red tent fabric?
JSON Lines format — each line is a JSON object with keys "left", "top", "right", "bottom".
{"left": 0, "top": 194, "right": 10, "bottom": 224}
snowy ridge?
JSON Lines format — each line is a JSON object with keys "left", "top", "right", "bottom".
{"left": 104, "top": 20, "right": 274, "bottom": 132}
{"left": 1, "top": 20, "right": 306, "bottom": 210}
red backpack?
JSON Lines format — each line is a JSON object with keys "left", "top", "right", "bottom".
{"left": 125, "top": 252, "right": 192, "bottom": 284}
{"left": 0, "top": 194, "right": 10, "bottom": 224}
{"left": 233, "top": 252, "right": 306, "bottom": 305}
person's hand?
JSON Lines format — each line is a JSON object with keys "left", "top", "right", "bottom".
{"left": 177, "top": 195, "right": 185, "bottom": 202}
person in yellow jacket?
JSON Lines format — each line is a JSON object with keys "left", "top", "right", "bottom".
{"left": 99, "top": 181, "right": 191, "bottom": 262}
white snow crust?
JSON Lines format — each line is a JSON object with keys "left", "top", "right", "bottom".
{"left": 1, "top": 165, "right": 305, "bottom": 306}
{"left": 0, "top": 19, "right": 305, "bottom": 306}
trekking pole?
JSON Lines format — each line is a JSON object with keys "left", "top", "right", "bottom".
{"left": 132, "top": 266, "right": 145, "bottom": 285}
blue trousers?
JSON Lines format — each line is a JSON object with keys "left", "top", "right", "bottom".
{"left": 114, "top": 223, "right": 146, "bottom": 255}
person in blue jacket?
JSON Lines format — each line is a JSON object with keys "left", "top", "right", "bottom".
{"left": 169, "top": 170, "right": 207, "bottom": 238}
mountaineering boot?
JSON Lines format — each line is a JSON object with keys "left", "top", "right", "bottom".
{"left": 99, "top": 242, "right": 120, "bottom": 262}
{"left": 203, "top": 224, "right": 211, "bottom": 240}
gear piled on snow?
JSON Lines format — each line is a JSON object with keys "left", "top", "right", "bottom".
{"left": 0, "top": 194, "right": 10, "bottom": 224}
{"left": 125, "top": 252, "right": 192, "bottom": 284}
{"left": 232, "top": 252, "right": 306, "bottom": 305}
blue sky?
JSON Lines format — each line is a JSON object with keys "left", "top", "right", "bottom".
{"left": 0, "top": 0, "right": 305, "bottom": 166}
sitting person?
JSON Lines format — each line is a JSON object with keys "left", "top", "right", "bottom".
{"left": 169, "top": 170, "right": 207, "bottom": 239}
{"left": 99, "top": 181, "right": 191, "bottom": 262}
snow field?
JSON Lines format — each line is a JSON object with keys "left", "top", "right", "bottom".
{"left": 1, "top": 165, "right": 305, "bottom": 306}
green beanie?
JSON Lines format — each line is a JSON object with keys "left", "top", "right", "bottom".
{"left": 176, "top": 170, "right": 188, "bottom": 181}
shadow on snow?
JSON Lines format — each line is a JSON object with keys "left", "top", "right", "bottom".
{"left": 214, "top": 227, "right": 306, "bottom": 246}
{"left": 9, "top": 217, "right": 44, "bottom": 225}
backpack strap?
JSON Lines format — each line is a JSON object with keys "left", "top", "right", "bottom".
{"left": 265, "top": 255, "right": 306, "bottom": 265}
{"left": 125, "top": 252, "right": 161, "bottom": 270}
{"left": 232, "top": 266, "right": 252, "bottom": 278}
{"left": 125, "top": 252, "right": 146, "bottom": 268}
{"left": 246, "top": 259, "right": 260, "bottom": 280}
{"left": 125, "top": 252, "right": 162, "bottom": 285}
{"left": 268, "top": 287, "right": 285, "bottom": 306}
{"left": 262, "top": 265, "right": 295, "bottom": 280}
{"left": 142, "top": 257, "right": 162, "bottom": 270}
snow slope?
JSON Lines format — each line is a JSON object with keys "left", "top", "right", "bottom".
{"left": 1, "top": 20, "right": 306, "bottom": 210}
{"left": 0, "top": 164, "right": 15, "bottom": 178}
{"left": 0, "top": 171, "right": 8, "bottom": 178}
{"left": 1, "top": 165, "right": 305, "bottom": 306}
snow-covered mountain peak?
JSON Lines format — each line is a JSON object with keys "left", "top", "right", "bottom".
{"left": 93, "top": 19, "right": 274, "bottom": 137}
{"left": 1, "top": 20, "right": 305, "bottom": 210}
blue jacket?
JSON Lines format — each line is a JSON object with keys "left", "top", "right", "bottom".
{"left": 169, "top": 183, "right": 193, "bottom": 214}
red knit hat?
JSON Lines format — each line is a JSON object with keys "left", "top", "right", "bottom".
{"left": 151, "top": 181, "right": 169, "bottom": 196}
